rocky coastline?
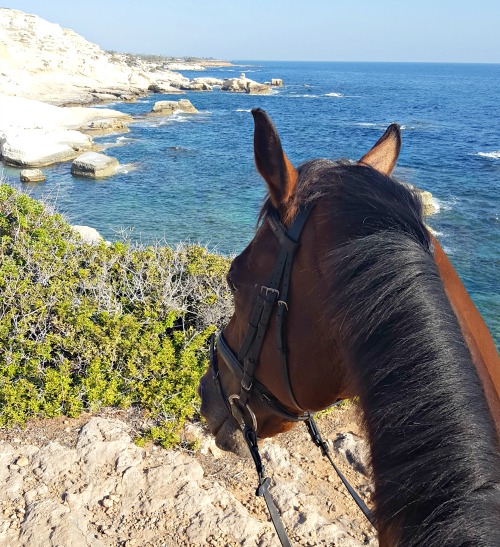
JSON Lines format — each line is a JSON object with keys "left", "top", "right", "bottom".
{"left": 0, "top": 8, "right": 280, "bottom": 180}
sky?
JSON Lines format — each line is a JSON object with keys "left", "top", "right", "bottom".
{"left": 4, "top": 1, "right": 500, "bottom": 63}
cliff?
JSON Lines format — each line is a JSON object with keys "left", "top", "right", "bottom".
{"left": 0, "top": 8, "right": 191, "bottom": 105}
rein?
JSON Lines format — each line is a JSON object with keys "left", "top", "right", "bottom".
{"left": 209, "top": 205, "right": 376, "bottom": 545}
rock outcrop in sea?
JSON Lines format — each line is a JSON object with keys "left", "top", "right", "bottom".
{"left": 221, "top": 73, "right": 272, "bottom": 95}
{"left": 71, "top": 152, "right": 119, "bottom": 179}
{"left": 0, "top": 95, "right": 131, "bottom": 168}
{"left": 148, "top": 99, "right": 199, "bottom": 116}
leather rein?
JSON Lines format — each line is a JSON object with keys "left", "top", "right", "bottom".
{"left": 209, "top": 205, "right": 376, "bottom": 545}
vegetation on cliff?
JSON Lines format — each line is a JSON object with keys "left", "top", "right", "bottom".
{"left": 0, "top": 184, "right": 232, "bottom": 447}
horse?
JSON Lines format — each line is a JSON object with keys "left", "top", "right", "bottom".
{"left": 198, "top": 109, "right": 500, "bottom": 546}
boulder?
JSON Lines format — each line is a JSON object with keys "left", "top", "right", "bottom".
{"left": 149, "top": 99, "right": 198, "bottom": 116}
{"left": 406, "top": 184, "right": 436, "bottom": 215}
{"left": 271, "top": 78, "right": 283, "bottom": 87}
{"left": 19, "top": 169, "right": 45, "bottom": 182}
{"left": 221, "top": 76, "right": 271, "bottom": 95}
{"left": 148, "top": 83, "right": 185, "bottom": 94}
{"left": 71, "top": 152, "right": 118, "bottom": 178}
{"left": 181, "top": 82, "right": 212, "bottom": 91}
{"left": 72, "top": 225, "right": 103, "bottom": 244}
{"left": 417, "top": 189, "right": 436, "bottom": 216}
{"left": 193, "top": 77, "right": 223, "bottom": 87}
{"left": 333, "top": 432, "right": 370, "bottom": 476}
{"left": 0, "top": 95, "right": 132, "bottom": 168}
{"left": 79, "top": 117, "right": 130, "bottom": 135}
{"left": 1, "top": 129, "right": 92, "bottom": 167}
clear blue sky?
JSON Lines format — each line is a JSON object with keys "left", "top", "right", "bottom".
{"left": 5, "top": 1, "right": 500, "bottom": 62}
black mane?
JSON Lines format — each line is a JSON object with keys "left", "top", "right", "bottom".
{"left": 297, "top": 160, "right": 500, "bottom": 546}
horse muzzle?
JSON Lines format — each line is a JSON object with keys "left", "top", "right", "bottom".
{"left": 198, "top": 372, "right": 249, "bottom": 458}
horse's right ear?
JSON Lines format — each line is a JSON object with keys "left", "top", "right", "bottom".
{"left": 359, "top": 123, "right": 401, "bottom": 176}
{"left": 252, "top": 108, "right": 298, "bottom": 211}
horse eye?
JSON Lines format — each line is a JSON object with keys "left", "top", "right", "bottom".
{"left": 226, "top": 275, "right": 238, "bottom": 292}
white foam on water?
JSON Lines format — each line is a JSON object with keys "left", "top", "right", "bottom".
{"left": 236, "top": 109, "right": 252, "bottom": 112}
{"left": 477, "top": 150, "right": 500, "bottom": 159}
{"left": 432, "top": 197, "right": 458, "bottom": 213}
{"left": 426, "top": 225, "right": 444, "bottom": 237}
{"left": 325, "top": 92, "right": 344, "bottom": 97}
{"left": 355, "top": 122, "right": 414, "bottom": 130}
{"left": 114, "top": 163, "right": 137, "bottom": 175}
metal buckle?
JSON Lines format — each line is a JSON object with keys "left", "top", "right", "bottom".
{"left": 278, "top": 300, "right": 288, "bottom": 310}
{"left": 241, "top": 378, "right": 253, "bottom": 391}
{"left": 261, "top": 286, "right": 279, "bottom": 297}
{"left": 228, "top": 394, "right": 258, "bottom": 431}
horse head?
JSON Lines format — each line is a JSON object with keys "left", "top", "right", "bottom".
{"left": 198, "top": 108, "right": 408, "bottom": 455}
{"left": 198, "top": 109, "right": 500, "bottom": 545}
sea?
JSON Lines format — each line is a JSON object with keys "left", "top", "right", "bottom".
{"left": 2, "top": 61, "right": 499, "bottom": 346}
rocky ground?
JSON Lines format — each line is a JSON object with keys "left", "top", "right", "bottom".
{"left": 0, "top": 404, "right": 377, "bottom": 547}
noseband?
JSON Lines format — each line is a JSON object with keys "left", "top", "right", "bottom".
{"left": 209, "top": 204, "right": 376, "bottom": 545}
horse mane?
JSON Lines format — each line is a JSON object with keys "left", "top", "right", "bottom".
{"left": 294, "top": 160, "right": 500, "bottom": 546}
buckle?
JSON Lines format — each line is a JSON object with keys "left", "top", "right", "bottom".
{"left": 241, "top": 378, "right": 253, "bottom": 391}
{"left": 261, "top": 286, "right": 279, "bottom": 298}
{"left": 228, "top": 395, "right": 258, "bottom": 431}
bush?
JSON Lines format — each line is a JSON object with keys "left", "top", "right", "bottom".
{"left": 0, "top": 184, "right": 233, "bottom": 447}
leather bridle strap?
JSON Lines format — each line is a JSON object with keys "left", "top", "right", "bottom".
{"left": 236, "top": 206, "right": 312, "bottom": 412}
{"left": 306, "top": 416, "right": 377, "bottom": 528}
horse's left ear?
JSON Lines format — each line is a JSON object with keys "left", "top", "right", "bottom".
{"left": 358, "top": 123, "right": 401, "bottom": 176}
{"left": 252, "top": 108, "right": 298, "bottom": 212}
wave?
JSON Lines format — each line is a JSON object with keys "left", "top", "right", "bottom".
{"left": 426, "top": 225, "right": 444, "bottom": 237}
{"left": 325, "top": 92, "right": 344, "bottom": 98}
{"left": 114, "top": 163, "right": 137, "bottom": 175}
{"left": 236, "top": 108, "right": 252, "bottom": 112}
{"left": 477, "top": 150, "right": 500, "bottom": 159}
{"left": 99, "top": 136, "right": 137, "bottom": 150}
{"left": 432, "top": 197, "right": 458, "bottom": 213}
{"left": 354, "top": 122, "right": 414, "bottom": 130}
{"left": 431, "top": 198, "right": 441, "bottom": 213}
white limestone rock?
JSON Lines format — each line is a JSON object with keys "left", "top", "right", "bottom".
{"left": 72, "top": 225, "right": 103, "bottom": 244}
{"left": 148, "top": 82, "right": 185, "bottom": 94}
{"left": 20, "top": 168, "right": 45, "bottom": 182}
{"left": 71, "top": 152, "right": 119, "bottom": 178}
{"left": 2, "top": 129, "right": 92, "bottom": 167}
{"left": 0, "top": 8, "right": 192, "bottom": 105}
{"left": 221, "top": 76, "right": 271, "bottom": 95}
{"left": 0, "top": 95, "right": 132, "bottom": 168}
{"left": 333, "top": 432, "right": 370, "bottom": 476}
{"left": 193, "top": 77, "right": 224, "bottom": 87}
{"left": 149, "top": 98, "right": 198, "bottom": 116}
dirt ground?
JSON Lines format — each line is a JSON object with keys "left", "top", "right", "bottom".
{"left": 0, "top": 403, "right": 376, "bottom": 546}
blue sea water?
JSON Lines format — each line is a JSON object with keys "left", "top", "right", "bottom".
{"left": 3, "top": 62, "right": 499, "bottom": 345}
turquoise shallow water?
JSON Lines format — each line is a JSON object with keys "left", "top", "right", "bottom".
{"left": 3, "top": 62, "right": 499, "bottom": 346}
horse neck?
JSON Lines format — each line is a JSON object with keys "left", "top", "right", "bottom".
{"left": 329, "top": 232, "right": 500, "bottom": 546}
{"left": 432, "top": 235, "right": 500, "bottom": 440}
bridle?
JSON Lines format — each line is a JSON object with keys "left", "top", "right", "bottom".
{"left": 209, "top": 204, "right": 376, "bottom": 546}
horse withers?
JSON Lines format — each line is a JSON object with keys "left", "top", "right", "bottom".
{"left": 198, "top": 109, "right": 500, "bottom": 546}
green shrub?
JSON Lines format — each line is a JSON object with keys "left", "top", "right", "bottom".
{"left": 0, "top": 184, "right": 232, "bottom": 447}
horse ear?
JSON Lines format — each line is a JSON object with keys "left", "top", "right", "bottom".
{"left": 252, "top": 108, "right": 298, "bottom": 209}
{"left": 358, "top": 123, "right": 401, "bottom": 176}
